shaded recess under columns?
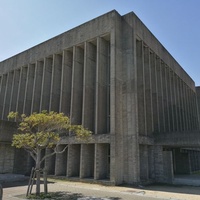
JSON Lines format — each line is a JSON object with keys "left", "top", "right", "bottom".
{"left": 67, "top": 144, "right": 80, "bottom": 177}
{"left": 55, "top": 145, "right": 68, "bottom": 176}
{"left": 80, "top": 144, "right": 94, "bottom": 178}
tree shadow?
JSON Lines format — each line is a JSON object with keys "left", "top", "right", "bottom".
{"left": 1, "top": 179, "right": 54, "bottom": 189}
{"left": 1, "top": 179, "right": 29, "bottom": 188}
{"left": 16, "top": 191, "right": 121, "bottom": 200}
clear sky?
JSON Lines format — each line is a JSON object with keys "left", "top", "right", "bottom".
{"left": 0, "top": 0, "right": 200, "bottom": 85}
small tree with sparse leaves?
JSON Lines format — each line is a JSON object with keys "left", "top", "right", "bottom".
{"left": 8, "top": 111, "right": 91, "bottom": 196}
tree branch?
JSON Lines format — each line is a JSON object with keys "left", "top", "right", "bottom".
{"left": 39, "top": 145, "right": 68, "bottom": 165}
{"left": 24, "top": 149, "right": 36, "bottom": 161}
{"left": 39, "top": 151, "right": 56, "bottom": 165}
{"left": 55, "top": 144, "right": 68, "bottom": 154}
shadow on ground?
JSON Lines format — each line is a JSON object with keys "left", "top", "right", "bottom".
{"left": 16, "top": 191, "right": 121, "bottom": 200}
{"left": 122, "top": 183, "right": 200, "bottom": 196}
{"left": 1, "top": 179, "right": 54, "bottom": 189}
{"left": 147, "top": 183, "right": 200, "bottom": 195}
{"left": 1, "top": 179, "right": 29, "bottom": 188}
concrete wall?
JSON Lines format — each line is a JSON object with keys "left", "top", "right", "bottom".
{"left": 0, "top": 10, "right": 199, "bottom": 186}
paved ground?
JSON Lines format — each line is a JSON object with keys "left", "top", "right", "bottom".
{"left": 1, "top": 175, "right": 200, "bottom": 200}
{"left": 174, "top": 174, "right": 200, "bottom": 186}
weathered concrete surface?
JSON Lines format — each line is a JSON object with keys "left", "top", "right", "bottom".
{"left": 155, "top": 131, "right": 200, "bottom": 147}
{"left": 0, "top": 121, "right": 17, "bottom": 142}
{"left": 0, "top": 9, "right": 200, "bottom": 186}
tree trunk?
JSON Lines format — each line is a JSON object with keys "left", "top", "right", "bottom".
{"left": 43, "top": 168, "right": 48, "bottom": 194}
{"left": 35, "top": 149, "right": 41, "bottom": 196}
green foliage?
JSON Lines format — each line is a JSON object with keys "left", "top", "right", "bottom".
{"left": 9, "top": 110, "right": 92, "bottom": 196}
{"left": 9, "top": 110, "right": 92, "bottom": 153}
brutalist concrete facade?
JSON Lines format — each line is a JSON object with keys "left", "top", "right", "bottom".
{"left": 0, "top": 10, "right": 200, "bottom": 185}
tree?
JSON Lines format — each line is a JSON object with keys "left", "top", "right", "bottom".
{"left": 8, "top": 111, "right": 91, "bottom": 196}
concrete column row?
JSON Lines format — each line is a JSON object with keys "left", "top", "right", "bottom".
{"left": 136, "top": 40, "right": 199, "bottom": 134}
{"left": 45, "top": 143, "right": 110, "bottom": 180}
{"left": 1, "top": 37, "right": 110, "bottom": 134}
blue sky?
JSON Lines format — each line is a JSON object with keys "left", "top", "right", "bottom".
{"left": 1, "top": 0, "right": 200, "bottom": 85}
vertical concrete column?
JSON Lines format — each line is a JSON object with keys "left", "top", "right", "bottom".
{"left": 156, "top": 58, "right": 164, "bottom": 132}
{"left": 183, "top": 84, "right": 192, "bottom": 131}
{"left": 163, "top": 151, "right": 174, "bottom": 183}
{"left": 109, "top": 30, "right": 117, "bottom": 184}
{"left": 10, "top": 69, "right": 21, "bottom": 113}
{"left": 160, "top": 63, "right": 167, "bottom": 132}
{"left": 182, "top": 82, "right": 187, "bottom": 131}
{"left": 16, "top": 66, "right": 28, "bottom": 114}
{"left": 60, "top": 49, "right": 73, "bottom": 115}
{"left": 174, "top": 74, "right": 180, "bottom": 131}
{"left": 188, "top": 90, "right": 194, "bottom": 130}
{"left": 67, "top": 144, "right": 80, "bottom": 177}
{"left": 148, "top": 146, "right": 155, "bottom": 180}
{"left": 16, "top": 68, "right": 22, "bottom": 114}
{"left": 31, "top": 61, "right": 44, "bottom": 113}
{"left": 0, "top": 74, "right": 5, "bottom": 117}
{"left": 2, "top": 71, "right": 14, "bottom": 119}
{"left": 144, "top": 47, "right": 153, "bottom": 135}
{"left": 0, "top": 76, "right": 2, "bottom": 94}
{"left": 8, "top": 71, "right": 15, "bottom": 114}
{"left": 40, "top": 58, "right": 52, "bottom": 111}
{"left": 44, "top": 148, "right": 55, "bottom": 175}
{"left": 179, "top": 79, "right": 184, "bottom": 131}
{"left": 160, "top": 61, "right": 166, "bottom": 132}
{"left": 95, "top": 37, "right": 110, "bottom": 134}
{"left": 177, "top": 78, "right": 183, "bottom": 131}
{"left": 154, "top": 145, "right": 164, "bottom": 182}
{"left": 70, "top": 46, "right": 84, "bottom": 125}
{"left": 195, "top": 91, "right": 200, "bottom": 131}
{"left": 49, "top": 54, "right": 62, "bottom": 112}
{"left": 139, "top": 145, "right": 149, "bottom": 181}
{"left": 196, "top": 87, "right": 200, "bottom": 129}
{"left": 136, "top": 40, "right": 147, "bottom": 135}
{"left": 162, "top": 64, "right": 170, "bottom": 132}
{"left": 150, "top": 52, "right": 159, "bottom": 133}
{"left": 192, "top": 91, "right": 199, "bottom": 130}
{"left": 55, "top": 145, "right": 67, "bottom": 176}
{"left": 186, "top": 86, "right": 192, "bottom": 130}
{"left": 120, "top": 16, "right": 139, "bottom": 184}
{"left": 23, "top": 64, "right": 35, "bottom": 115}
{"left": 195, "top": 93, "right": 200, "bottom": 130}
{"left": 94, "top": 143, "right": 109, "bottom": 180}
{"left": 168, "top": 69, "right": 174, "bottom": 131}
{"left": 172, "top": 73, "right": 178, "bottom": 131}
{"left": 82, "top": 42, "right": 96, "bottom": 132}
{"left": 182, "top": 82, "right": 188, "bottom": 130}
{"left": 192, "top": 91, "right": 197, "bottom": 130}
{"left": 80, "top": 144, "right": 94, "bottom": 178}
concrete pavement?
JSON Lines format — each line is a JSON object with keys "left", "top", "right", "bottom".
{"left": 2, "top": 178, "right": 200, "bottom": 200}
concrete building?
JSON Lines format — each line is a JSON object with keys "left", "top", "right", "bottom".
{"left": 0, "top": 10, "right": 200, "bottom": 185}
